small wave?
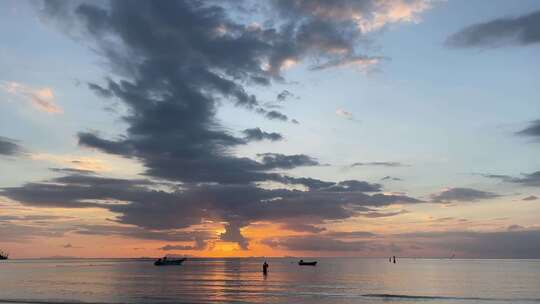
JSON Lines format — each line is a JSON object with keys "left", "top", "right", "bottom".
{"left": 363, "top": 294, "right": 540, "bottom": 302}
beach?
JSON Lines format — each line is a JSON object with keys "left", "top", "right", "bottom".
{"left": 1, "top": 258, "right": 539, "bottom": 304}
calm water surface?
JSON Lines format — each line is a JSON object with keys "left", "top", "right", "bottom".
{"left": 0, "top": 258, "right": 539, "bottom": 304}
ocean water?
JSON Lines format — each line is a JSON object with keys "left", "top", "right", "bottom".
{"left": 0, "top": 258, "right": 539, "bottom": 304}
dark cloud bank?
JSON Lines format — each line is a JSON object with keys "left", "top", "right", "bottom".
{"left": 3, "top": 1, "right": 531, "bottom": 257}
{"left": 1, "top": 0, "right": 427, "bottom": 251}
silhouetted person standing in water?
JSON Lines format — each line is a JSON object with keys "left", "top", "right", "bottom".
{"left": 393, "top": 256, "right": 396, "bottom": 264}
{"left": 263, "top": 261, "right": 269, "bottom": 275}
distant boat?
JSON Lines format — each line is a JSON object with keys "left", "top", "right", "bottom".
{"left": 154, "top": 257, "right": 186, "bottom": 266}
{"left": 0, "top": 251, "right": 8, "bottom": 260}
{"left": 298, "top": 260, "right": 317, "bottom": 266}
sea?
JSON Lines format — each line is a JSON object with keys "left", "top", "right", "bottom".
{"left": 0, "top": 258, "right": 539, "bottom": 304}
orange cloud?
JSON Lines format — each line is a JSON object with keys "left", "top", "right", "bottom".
{"left": 31, "top": 153, "right": 111, "bottom": 172}
{"left": 2, "top": 81, "right": 62, "bottom": 114}
{"left": 358, "top": 0, "right": 433, "bottom": 32}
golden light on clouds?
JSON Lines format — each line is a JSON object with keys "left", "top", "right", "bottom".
{"left": 29, "top": 152, "right": 144, "bottom": 176}
{"left": 31, "top": 153, "right": 111, "bottom": 172}
{"left": 356, "top": 0, "right": 432, "bottom": 32}
{"left": 1, "top": 81, "right": 63, "bottom": 114}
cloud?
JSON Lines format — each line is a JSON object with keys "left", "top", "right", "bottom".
{"left": 1, "top": 81, "right": 62, "bottom": 114}
{"left": 324, "top": 230, "right": 377, "bottom": 239}
{"left": 265, "top": 110, "right": 289, "bottom": 121}
{"left": 258, "top": 153, "right": 320, "bottom": 170}
{"left": 430, "top": 187, "right": 500, "bottom": 203}
{"left": 87, "top": 82, "right": 113, "bottom": 98}
{"left": 1, "top": 172, "right": 421, "bottom": 248}
{"left": 516, "top": 120, "right": 540, "bottom": 139}
{"left": 311, "top": 55, "right": 383, "bottom": 71}
{"left": 481, "top": 171, "right": 540, "bottom": 187}
{"left": 351, "top": 161, "right": 406, "bottom": 167}
{"left": 263, "top": 230, "right": 377, "bottom": 252}
{"left": 0, "top": 214, "right": 74, "bottom": 223}
{"left": 360, "top": 209, "right": 409, "bottom": 218}
{"left": 160, "top": 236, "right": 207, "bottom": 251}
{"left": 396, "top": 229, "right": 540, "bottom": 258}
{"left": 264, "top": 228, "right": 540, "bottom": 258}
{"left": 0, "top": 222, "right": 69, "bottom": 242}
{"left": 446, "top": 10, "right": 540, "bottom": 48}
{"left": 507, "top": 224, "right": 524, "bottom": 231}
{"left": 272, "top": 0, "right": 432, "bottom": 34}
{"left": 325, "top": 180, "right": 383, "bottom": 192}
{"left": 280, "top": 223, "right": 326, "bottom": 233}
{"left": 264, "top": 235, "right": 370, "bottom": 252}
{"left": 20, "top": 0, "right": 430, "bottom": 249}
{"left": 523, "top": 195, "right": 538, "bottom": 201}
{"left": 49, "top": 167, "right": 97, "bottom": 175}
{"left": 31, "top": 153, "right": 111, "bottom": 172}
{"left": 0, "top": 136, "right": 23, "bottom": 156}
{"left": 281, "top": 176, "right": 336, "bottom": 190}
{"left": 335, "top": 108, "right": 356, "bottom": 121}
{"left": 276, "top": 90, "right": 294, "bottom": 102}
{"left": 510, "top": 171, "right": 540, "bottom": 187}
{"left": 265, "top": 0, "right": 432, "bottom": 73}
{"left": 160, "top": 244, "right": 199, "bottom": 251}
{"left": 242, "top": 128, "right": 283, "bottom": 142}
{"left": 75, "top": 224, "right": 212, "bottom": 245}
{"left": 219, "top": 222, "right": 249, "bottom": 250}
{"left": 480, "top": 173, "right": 513, "bottom": 180}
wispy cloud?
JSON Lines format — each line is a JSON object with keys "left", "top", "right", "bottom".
{"left": 351, "top": 161, "right": 406, "bottom": 167}
{"left": 336, "top": 108, "right": 356, "bottom": 121}
{"left": 446, "top": 10, "right": 540, "bottom": 48}
{"left": 430, "top": 187, "right": 500, "bottom": 203}
{"left": 1, "top": 81, "right": 62, "bottom": 114}
{"left": 481, "top": 171, "right": 540, "bottom": 188}
{"left": 311, "top": 55, "right": 383, "bottom": 71}
{"left": 30, "top": 153, "right": 111, "bottom": 172}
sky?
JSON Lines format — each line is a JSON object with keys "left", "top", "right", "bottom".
{"left": 0, "top": 0, "right": 539, "bottom": 259}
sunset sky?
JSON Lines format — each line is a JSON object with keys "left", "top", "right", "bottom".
{"left": 1, "top": 0, "right": 539, "bottom": 258}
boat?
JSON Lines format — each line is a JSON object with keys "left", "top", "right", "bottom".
{"left": 0, "top": 250, "right": 8, "bottom": 260}
{"left": 298, "top": 260, "right": 317, "bottom": 266}
{"left": 154, "top": 257, "right": 186, "bottom": 266}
